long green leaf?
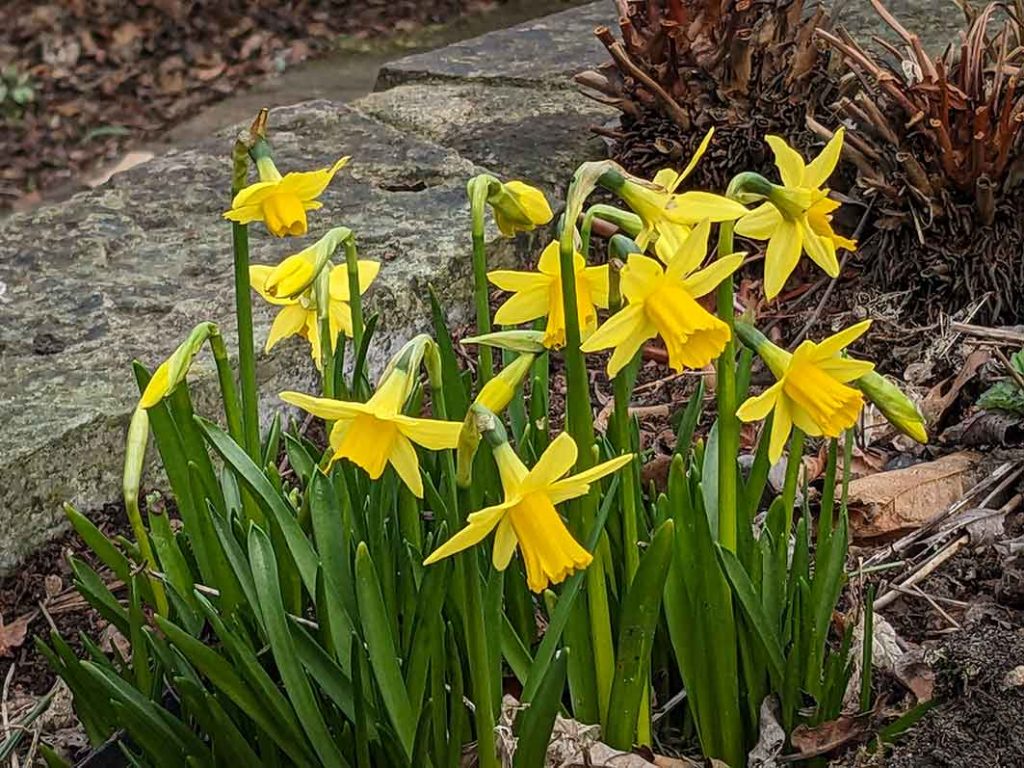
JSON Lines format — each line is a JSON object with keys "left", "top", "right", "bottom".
{"left": 605, "top": 520, "right": 674, "bottom": 750}
{"left": 355, "top": 542, "right": 416, "bottom": 760}
{"left": 513, "top": 649, "right": 569, "bottom": 768}
{"left": 249, "top": 526, "right": 349, "bottom": 768}
{"left": 198, "top": 417, "right": 318, "bottom": 594}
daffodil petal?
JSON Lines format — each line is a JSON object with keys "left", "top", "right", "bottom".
{"left": 736, "top": 380, "right": 784, "bottom": 423}
{"left": 266, "top": 304, "right": 310, "bottom": 353}
{"left": 546, "top": 453, "right": 633, "bottom": 505}
{"left": 763, "top": 219, "right": 802, "bottom": 300}
{"left": 620, "top": 253, "right": 664, "bottom": 303}
{"left": 768, "top": 394, "right": 793, "bottom": 464}
{"left": 229, "top": 181, "right": 280, "bottom": 209}
{"left": 329, "top": 260, "right": 380, "bottom": 301}
{"left": 681, "top": 253, "right": 744, "bottom": 298}
{"left": 392, "top": 415, "right": 462, "bottom": 450}
{"left": 583, "top": 265, "right": 610, "bottom": 309}
{"left": 803, "top": 128, "right": 844, "bottom": 189}
{"left": 735, "top": 202, "right": 783, "bottom": 241}
{"left": 664, "top": 219, "right": 712, "bottom": 281}
{"left": 665, "top": 192, "right": 748, "bottom": 224}
{"left": 524, "top": 432, "right": 578, "bottom": 491}
{"left": 791, "top": 405, "right": 824, "bottom": 437}
{"left": 280, "top": 390, "right": 366, "bottom": 420}
{"left": 224, "top": 203, "right": 266, "bottom": 225}
{"left": 389, "top": 434, "right": 424, "bottom": 497}
{"left": 278, "top": 156, "right": 350, "bottom": 201}
{"left": 765, "top": 135, "right": 806, "bottom": 188}
{"left": 492, "top": 517, "right": 518, "bottom": 570}
{"left": 488, "top": 269, "right": 552, "bottom": 294}
{"left": 606, "top": 318, "right": 656, "bottom": 379}
{"left": 799, "top": 219, "right": 840, "bottom": 277}
{"left": 422, "top": 504, "right": 508, "bottom": 565}
{"left": 671, "top": 127, "right": 714, "bottom": 190}
{"left": 493, "top": 287, "right": 551, "bottom": 326}
{"left": 817, "top": 357, "right": 874, "bottom": 383}
{"left": 813, "top": 319, "right": 872, "bottom": 359}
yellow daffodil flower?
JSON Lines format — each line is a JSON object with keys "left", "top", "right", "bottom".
{"left": 734, "top": 129, "right": 856, "bottom": 299}
{"left": 612, "top": 130, "right": 748, "bottom": 257}
{"left": 580, "top": 221, "right": 744, "bottom": 377}
{"left": 736, "top": 320, "right": 874, "bottom": 462}
{"left": 281, "top": 370, "right": 462, "bottom": 498}
{"left": 488, "top": 240, "right": 609, "bottom": 348}
{"left": 224, "top": 155, "right": 349, "bottom": 237}
{"left": 251, "top": 254, "right": 378, "bottom": 366}
{"left": 486, "top": 180, "right": 553, "bottom": 236}
{"left": 424, "top": 429, "right": 632, "bottom": 591}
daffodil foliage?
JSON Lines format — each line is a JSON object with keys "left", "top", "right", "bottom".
{"left": 46, "top": 114, "right": 926, "bottom": 768}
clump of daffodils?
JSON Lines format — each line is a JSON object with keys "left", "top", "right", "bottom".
{"left": 119, "top": 112, "right": 927, "bottom": 768}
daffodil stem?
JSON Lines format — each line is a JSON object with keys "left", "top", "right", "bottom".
{"left": 231, "top": 221, "right": 261, "bottom": 461}
{"left": 558, "top": 206, "right": 614, "bottom": 727}
{"left": 580, "top": 204, "right": 642, "bottom": 258}
{"left": 715, "top": 220, "right": 739, "bottom": 553}
{"left": 470, "top": 195, "right": 494, "bottom": 384}
{"left": 209, "top": 332, "right": 245, "bottom": 447}
{"left": 344, "top": 237, "right": 364, "bottom": 357}
{"left": 430, "top": 374, "right": 497, "bottom": 768}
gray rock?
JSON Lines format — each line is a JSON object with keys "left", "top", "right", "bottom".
{"left": 358, "top": 83, "right": 615, "bottom": 198}
{"left": 0, "top": 100, "right": 539, "bottom": 573}
{"left": 833, "top": 0, "right": 966, "bottom": 55}
{"left": 376, "top": 1, "right": 615, "bottom": 89}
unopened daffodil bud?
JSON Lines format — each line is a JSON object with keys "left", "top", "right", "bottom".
{"left": 855, "top": 371, "right": 928, "bottom": 444}
{"left": 461, "top": 330, "right": 548, "bottom": 354}
{"left": 140, "top": 322, "right": 219, "bottom": 408}
{"left": 482, "top": 178, "right": 554, "bottom": 236}
{"left": 457, "top": 354, "right": 535, "bottom": 486}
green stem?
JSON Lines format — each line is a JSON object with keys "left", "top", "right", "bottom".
{"left": 716, "top": 220, "right": 739, "bottom": 552}
{"left": 580, "top": 204, "right": 642, "bottom": 258}
{"left": 209, "top": 332, "right": 246, "bottom": 447}
{"left": 557, "top": 208, "right": 614, "bottom": 727}
{"left": 344, "top": 237, "right": 364, "bottom": 356}
{"left": 469, "top": 182, "right": 494, "bottom": 383}
{"left": 230, "top": 220, "right": 261, "bottom": 461}
{"left": 429, "top": 373, "right": 497, "bottom": 768}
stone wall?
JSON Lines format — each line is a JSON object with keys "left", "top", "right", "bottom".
{"left": 0, "top": 3, "right": 616, "bottom": 573}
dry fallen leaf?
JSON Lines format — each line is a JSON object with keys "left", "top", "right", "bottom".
{"left": 894, "top": 649, "right": 935, "bottom": 703}
{"left": 0, "top": 611, "right": 37, "bottom": 657}
{"left": 920, "top": 349, "right": 989, "bottom": 426}
{"left": 789, "top": 712, "right": 870, "bottom": 758}
{"left": 847, "top": 451, "right": 985, "bottom": 540}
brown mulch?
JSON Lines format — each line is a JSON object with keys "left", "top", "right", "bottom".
{"left": 0, "top": 0, "right": 498, "bottom": 212}
{"left": 0, "top": 502, "right": 132, "bottom": 697}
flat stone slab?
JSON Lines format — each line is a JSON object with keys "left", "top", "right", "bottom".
{"left": 358, "top": 83, "right": 615, "bottom": 198}
{"left": 376, "top": 1, "right": 614, "bottom": 89}
{"left": 0, "top": 100, "right": 537, "bottom": 574}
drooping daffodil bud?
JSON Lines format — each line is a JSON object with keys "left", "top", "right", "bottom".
{"left": 224, "top": 138, "right": 349, "bottom": 238}
{"left": 140, "top": 322, "right": 219, "bottom": 408}
{"left": 461, "top": 329, "right": 548, "bottom": 354}
{"left": 457, "top": 353, "right": 536, "bottom": 486}
{"left": 486, "top": 180, "right": 554, "bottom": 236}
{"left": 855, "top": 370, "right": 928, "bottom": 444}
